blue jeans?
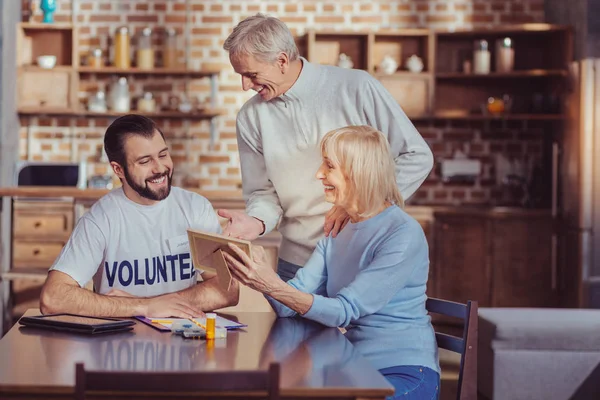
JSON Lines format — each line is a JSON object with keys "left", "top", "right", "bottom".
{"left": 277, "top": 258, "right": 302, "bottom": 282}
{"left": 380, "top": 365, "right": 440, "bottom": 400}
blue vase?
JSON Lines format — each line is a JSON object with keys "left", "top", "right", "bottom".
{"left": 40, "top": 0, "right": 57, "bottom": 23}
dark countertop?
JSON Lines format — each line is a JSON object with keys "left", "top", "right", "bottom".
{"left": 0, "top": 187, "right": 552, "bottom": 218}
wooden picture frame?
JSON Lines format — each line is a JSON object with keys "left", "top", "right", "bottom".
{"left": 187, "top": 229, "right": 253, "bottom": 291}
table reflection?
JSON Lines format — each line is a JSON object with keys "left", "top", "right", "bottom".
{"left": 21, "top": 323, "right": 238, "bottom": 373}
{"left": 259, "top": 317, "right": 381, "bottom": 390}
{"left": 3, "top": 312, "right": 392, "bottom": 398}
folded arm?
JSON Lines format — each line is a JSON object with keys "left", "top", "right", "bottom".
{"left": 178, "top": 271, "right": 239, "bottom": 311}
{"left": 40, "top": 270, "right": 203, "bottom": 318}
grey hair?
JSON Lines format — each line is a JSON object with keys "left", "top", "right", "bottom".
{"left": 223, "top": 13, "right": 299, "bottom": 63}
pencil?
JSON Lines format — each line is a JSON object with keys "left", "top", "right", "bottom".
{"left": 189, "top": 318, "right": 206, "bottom": 330}
{"left": 151, "top": 319, "right": 173, "bottom": 323}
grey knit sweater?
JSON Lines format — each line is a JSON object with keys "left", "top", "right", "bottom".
{"left": 235, "top": 58, "right": 433, "bottom": 266}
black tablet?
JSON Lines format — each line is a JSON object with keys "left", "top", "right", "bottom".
{"left": 18, "top": 314, "right": 135, "bottom": 335}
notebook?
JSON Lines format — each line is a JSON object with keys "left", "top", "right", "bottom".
{"left": 19, "top": 314, "right": 135, "bottom": 335}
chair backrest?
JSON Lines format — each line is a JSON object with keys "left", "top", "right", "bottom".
{"left": 74, "top": 362, "right": 280, "bottom": 400}
{"left": 426, "top": 298, "right": 478, "bottom": 400}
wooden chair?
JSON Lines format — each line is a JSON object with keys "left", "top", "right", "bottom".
{"left": 426, "top": 298, "right": 478, "bottom": 400}
{"left": 74, "top": 362, "right": 280, "bottom": 400}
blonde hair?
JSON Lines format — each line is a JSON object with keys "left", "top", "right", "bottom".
{"left": 320, "top": 126, "right": 404, "bottom": 218}
{"left": 223, "top": 13, "right": 299, "bottom": 63}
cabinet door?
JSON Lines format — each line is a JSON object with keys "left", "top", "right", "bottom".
{"left": 491, "top": 217, "right": 556, "bottom": 307}
{"left": 434, "top": 215, "right": 490, "bottom": 305}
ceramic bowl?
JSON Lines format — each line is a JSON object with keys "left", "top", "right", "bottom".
{"left": 37, "top": 55, "right": 57, "bottom": 69}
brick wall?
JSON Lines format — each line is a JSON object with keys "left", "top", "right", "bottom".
{"left": 19, "top": 0, "right": 545, "bottom": 205}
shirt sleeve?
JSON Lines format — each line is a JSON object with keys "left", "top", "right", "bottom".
{"left": 266, "top": 239, "right": 329, "bottom": 317}
{"left": 236, "top": 115, "right": 284, "bottom": 235}
{"left": 303, "top": 226, "right": 421, "bottom": 328}
{"left": 192, "top": 195, "right": 222, "bottom": 234}
{"left": 360, "top": 75, "right": 434, "bottom": 201}
{"left": 49, "top": 216, "right": 106, "bottom": 288}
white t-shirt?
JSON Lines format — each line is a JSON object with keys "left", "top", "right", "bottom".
{"left": 50, "top": 187, "right": 221, "bottom": 297}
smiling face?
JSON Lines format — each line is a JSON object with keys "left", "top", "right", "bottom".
{"left": 111, "top": 130, "right": 173, "bottom": 205}
{"left": 316, "top": 154, "right": 352, "bottom": 208}
{"left": 229, "top": 53, "right": 291, "bottom": 101}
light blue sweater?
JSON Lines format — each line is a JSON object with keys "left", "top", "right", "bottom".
{"left": 267, "top": 205, "right": 440, "bottom": 373}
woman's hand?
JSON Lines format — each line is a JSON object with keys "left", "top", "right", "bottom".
{"left": 223, "top": 243, "right": 281, "bottom": 294}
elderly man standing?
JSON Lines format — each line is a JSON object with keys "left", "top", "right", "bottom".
{"left": 219, "top": 14, "right": 434, "bottom": 282}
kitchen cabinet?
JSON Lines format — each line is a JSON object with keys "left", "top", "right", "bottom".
{"left": 491, "top": 216, "right": 557, "bottom": 307}
{"left": 305, "top": 26, "right": 572, "bottom": 122}
{"left": 431, "top": 210, "right": 556, "bottom": 308}
{"left": 12, "top": 201, "right": 72, "bottom": 272}
{"left": 433, "top": 214, "right": 491, "bottom": 305}
{"left": 16, "top": 22, "right": 224, "bottom": 146}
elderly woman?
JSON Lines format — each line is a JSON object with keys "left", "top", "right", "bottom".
{"left": 224, "top": 125, "right": 440, "bottom": 400}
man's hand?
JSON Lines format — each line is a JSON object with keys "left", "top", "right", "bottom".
{"left": 218, "top": 209, "right": 265, "bottom": 240}
{"left": 144, "top": 292, "right": 205, "bottom": 319}
{"left": 324, "top": 206, "right": 350, "bottom": 238}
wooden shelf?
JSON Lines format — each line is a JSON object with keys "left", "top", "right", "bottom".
{"left": 412, "top": 113, "right": 566, "bottom": 121}
{"left": 19, "top": 65, "right": 74, "bottom": 72}
{"left": 20, "top": 22, "right": 73, "bottom": 30}
{"left": 374, "top": 29, "right": 430, "bottom": 37}
{"left": 436, "top": 70, "right": 568, "bottom": 79}
{"left": 77, "top": 66, "right": 221, "bottom": 77}
{"left": 435, "top": 24, "right": 571, "bottom": 37}
{"left": 374, "top": 71, "right": 431, "bottom": 79}
{"left": 18, "top": 108, "right": 225, "bottom": 119}
{"left": 1, "top": 270, "right": 47, "bottom": 280}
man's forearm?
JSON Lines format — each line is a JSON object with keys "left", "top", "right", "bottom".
{"left": 178, "top": 275, "right": 239, "bottom": 311}
{"left": 41, "top": 283, "right": 147, "bottom": 317}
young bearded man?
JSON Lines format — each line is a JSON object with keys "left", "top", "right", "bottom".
{"left": 40, "top": 115, "right": 239, "bottom": 318}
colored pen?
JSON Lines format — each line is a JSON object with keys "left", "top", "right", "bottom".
{"left": 189, "top": 318, "right": 206, "bottom": 330}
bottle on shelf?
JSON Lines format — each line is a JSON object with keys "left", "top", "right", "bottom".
{"left": 163, "top": 28, "right": 179, "bottom": 68}
{"left": 136, "top": 27, "right": 154, "bottom": 70}
{"left": 109, "top": 77, "right": 130, "bottom": 112}
{"left": 88, "top": 48, "right": 103, "bottom": 68}
{"left": 87, "top": 91, "right": 107, "bottom": 113}
{"left": 496, "top": 37, "right": 515, "bottom": 73}
{"left": 137, "top": 92, "right": 156, "bottom": 112}
{"left": 473, "top": 39, "right": 490, "bottom": 74}
{"left": 113, "top": 26, "right": 131, "bottom": 69}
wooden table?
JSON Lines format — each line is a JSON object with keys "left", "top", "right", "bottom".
{"left": 0, "top": 310, "right": 394, "bottom": 399}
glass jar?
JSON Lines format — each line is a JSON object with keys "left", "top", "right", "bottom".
{"left": 163, "top": 28, "right": 179, "bottom": 68}
{"left": 89, "top": 48, "right": 103, "bottom": 68}
{"left": 136, "top": 27, "right": 154, "bottom": 70}
{"left": 113, "top": 26, "right": 130, "bottom": 69}
{"left": 87, "top": 91, "right": 107, "bottom": 112}
{"left": 473, "top": 39, "right": 490, "bottom": 74}
{"left": 495, "top": 37, "right": 514, "bottom": 73}
{"left": 109, "top": 77, "right": 130, "bottom": 112}
{"left": 137, "top": 92, "right": 156, "bottom": 112}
